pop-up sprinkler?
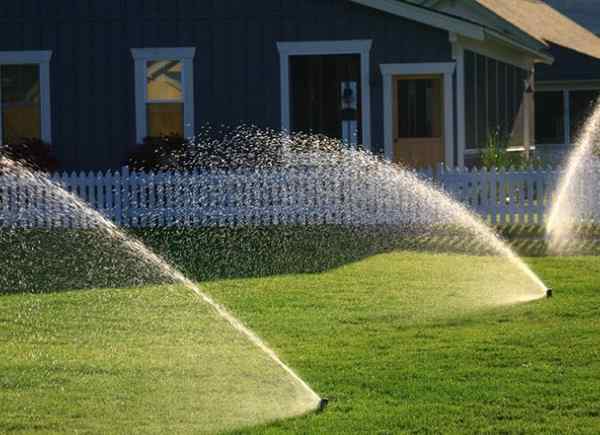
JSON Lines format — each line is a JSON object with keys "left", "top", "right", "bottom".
{"left": 546, "top": 288, "right": 553, "bottom": 298}
{"left": 317, "top": 398, "right": 329, "bottom": 413}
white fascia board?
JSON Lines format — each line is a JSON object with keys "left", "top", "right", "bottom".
{"left": 485, "top": 30, "right": 553, "bottom": 65}
{"left": 452, "top": 34, "right": 536, "bottom": 71}
{"left": 349, "top": 0, "right": 485, "bottom": 40}
{"left": 427, "top": 0, "right": 550, "bottom": 60}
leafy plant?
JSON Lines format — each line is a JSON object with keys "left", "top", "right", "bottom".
{"left": 0, "top": 138, "right": 58, "bottom": 172}
{"left": 480, "top": 129, "right": 542, "bottom": 170}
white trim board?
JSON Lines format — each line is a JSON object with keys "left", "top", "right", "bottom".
{"left": 536, "top": 80, "right": 600, "bottom": 92}
{"left": 131, "top": 47, "right": 196, "bottom": 143}
{"left": 451, "top": 34, "right": 535, "bottom": 71}
{"left": 277, "top": 40, "right": 373, "bottom": 150}
{"left": 380, "top": 62, "right": 456, "bottom": 167}
{"left": 0, "top": 50, "right": 52, "bottom": 144}
{"left": 451, "top": 34, "right": 466, "bottom": 168}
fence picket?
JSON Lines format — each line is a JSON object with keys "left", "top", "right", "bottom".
{"left": 0, "top": 165, "right": 578, "bottom": 229}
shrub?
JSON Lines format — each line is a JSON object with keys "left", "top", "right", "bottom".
{"left": 125, "top": 126, "right": 335, "bottom": 172}
{"left": 480, "top": 129, "right": 542, "bottom": 170}
{"left": 0, "top": 139, "right": 59, "bottom": 172}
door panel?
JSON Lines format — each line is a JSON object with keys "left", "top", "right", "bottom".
{"left": 393, "top": 75, "right": 444, "bottom": 168}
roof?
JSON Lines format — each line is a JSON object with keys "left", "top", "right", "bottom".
{"left": 352, "top": 0, "right": 552, "bottom": 63}
{"left": 427, "top": 0, "right": 600, "bottom": 60}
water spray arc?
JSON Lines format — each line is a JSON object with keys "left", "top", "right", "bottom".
{"left": 1, "top": 128, "right": 553, "bottom": 431}
{"left": 0, "top": 157, "right": 322, "bottom": 414}
{"left": 546, "top": 99, "right": 600, "bottom": 253}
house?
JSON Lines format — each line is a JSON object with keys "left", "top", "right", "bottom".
{"left": 410, "top": 0, "right": 600, "bottom": 164}
{"left": 0, "top": 0, "right": 598, "bottom": 170}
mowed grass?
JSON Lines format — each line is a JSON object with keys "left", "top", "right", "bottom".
{"left": 0, "top": 285, "right": 318, "bottom": 434}
{"left": 2, "top": 252, "right": 600, "bottom": 433}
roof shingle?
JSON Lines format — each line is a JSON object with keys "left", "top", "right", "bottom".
{"left": 475, "top": 0, "right": 600, "bottom": 59}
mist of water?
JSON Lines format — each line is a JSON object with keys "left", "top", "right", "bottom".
{"left": 1, "top": 128, "right": 550, "bottom": 432}
{"left": 121, "top": 128, "right": 548, "bottom": 303}
{"left": 283, "top": 147, "right": 547, "bottom": 303}
{"left": 0, "top": 157, "right": 321, "bottom": 430}
{"left": 546, "top": 100, "right": 600, "bottom": 254}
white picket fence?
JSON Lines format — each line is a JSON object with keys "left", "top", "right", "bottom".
{"left": 0, "top": 165, "right": 571, "bottom": 228}
{"left": 439, "top": 167, "right": 557, "bottom": 225}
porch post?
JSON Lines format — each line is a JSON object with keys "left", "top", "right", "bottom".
{"left": 444, "top": 70, "right": 455, "bottom": 168}
{"left": 382, "top": 73, "right": 394, "bottom": 161}
{"left": 451, "top": 33, "right": 466, "bottom": 168}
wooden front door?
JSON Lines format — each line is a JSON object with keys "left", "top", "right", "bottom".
{"left": 393, "top": 75, "right": 444, "bottom": 168}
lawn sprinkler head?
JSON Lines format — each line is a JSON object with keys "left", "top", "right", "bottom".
{"left": 317, "top": 398, "right": 329, "bottom": 413}
{"left": 546, "top": 288, "right": 553, "bottom": 298}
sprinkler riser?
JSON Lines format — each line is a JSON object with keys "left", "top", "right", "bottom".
{"left": 546, "top": 288, "right": 553, "bottom": 298}
{"left": 317, "top": 398, "right": 329, "bottom": 413}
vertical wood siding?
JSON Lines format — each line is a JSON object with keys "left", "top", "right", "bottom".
{"left": 0, "top": 0, "right": 452, "bottom": 170}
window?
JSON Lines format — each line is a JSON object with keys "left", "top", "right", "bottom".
{"left": 535, "top": 88, "right": 600, "bottom": 146}
{"left": 277, "top": 40, "right": 372, "bottom": 150}
{"left": 0, "top": 51, "right": 52, "bottom": 144}
{"left": 535, "top": 91, "right": 564, "bottom": 145}
{"left": 131, "top": 48, "right": 195, "bottom": 143}
{"left": 396, "top": 78, "right": 441, "bottom": 138}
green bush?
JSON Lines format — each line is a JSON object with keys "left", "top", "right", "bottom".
{"left": 480, "top": 129, "right": 542, "bottom": 170}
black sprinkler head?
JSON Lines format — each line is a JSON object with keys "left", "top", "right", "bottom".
{"left": 317, "top": 398, "right": 329, "bottom": 413}
{"left": 546, "top": 288, "right": 553, "bottom": 298}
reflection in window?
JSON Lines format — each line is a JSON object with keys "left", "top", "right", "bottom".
{"left": 1, "top": 64, "right": 41, "bottom": 144}
{"left": 535, "top": 91, "right": 564, "bottom": 144}
{"left": 397, "top": 79, "right": 440, "bottom": 138}
{"left": 570, "top": 90, "right": 600, "bottom": 140}
{"left": 146, "top": 60, "right": 183, "bottom": 137}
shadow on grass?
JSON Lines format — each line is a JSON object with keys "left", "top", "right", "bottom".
{"left": 2, "top": 224, "right": 599, "bottom": 295}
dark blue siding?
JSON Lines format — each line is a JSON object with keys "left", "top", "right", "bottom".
{"left": 0, "top": 0, "right": 452, "bottom": 170}
{"left": 536, "top": 44, "right": 600, "bottom": 83}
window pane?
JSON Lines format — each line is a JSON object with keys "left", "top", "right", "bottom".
{"left": 570, "top": 90, "right": 600, "bottom": 140}
{"left": 1, "top": 64, "right": 41, "bottom": 143}
{"left": 147, "top": 103, "right": 183, "bottom": 137}
{"left": 147, "top": 60, "right": 183, "bottom": 102}
{"left": 535, "top": 91, "right": 564, "bottom": 144}
{"left": 397, "top": 79, "right": 441, "bottom": 139}
{"left": 290, "top": 54, "right": 361, "bottom": 145}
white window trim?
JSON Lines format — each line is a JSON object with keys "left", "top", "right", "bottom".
{"left": 0, "top": 50, "right": 52, "bottom": 144}
{"left": 533, "top": 87, "right": 600, "bottom": 149}
{"left": 536, "top": 82, "right": 600, "bottom": 148}
{"left": 380, "top": 62, "right": 456, "bottom": 167}
{"left": 131, "top": 47, "right": 195, "bottom": 143}
{"left": 277, "top": 40, "right": 373, "bottom": 150}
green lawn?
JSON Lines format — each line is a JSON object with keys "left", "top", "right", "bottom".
{"left": 2, "top": 250, "right": 599, "bottom": 434}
